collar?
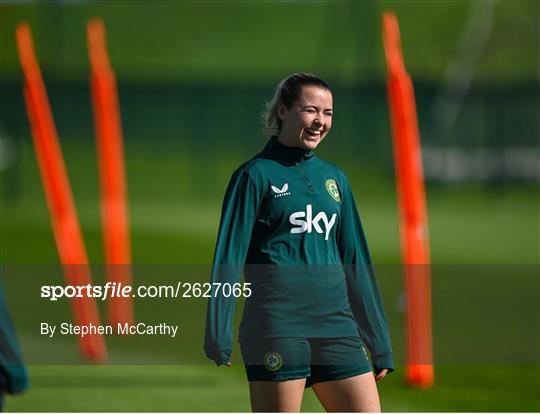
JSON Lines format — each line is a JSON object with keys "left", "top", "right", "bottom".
{"left": 261, "top": 136, "right": 314, "bottom": 162}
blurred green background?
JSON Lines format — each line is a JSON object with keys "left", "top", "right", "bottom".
{"left": 0, "top": 0, "right": 538, "bottom": 412}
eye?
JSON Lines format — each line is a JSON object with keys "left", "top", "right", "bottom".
{"left": 324, "top": 111, "right": 333, "bottom": 117}
{"left": 304, "top": 107, "right": 317, "bottom": 113}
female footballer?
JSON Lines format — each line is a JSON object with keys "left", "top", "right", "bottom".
{"left": 204, "top": 73, "right": 394, "bottom": 412}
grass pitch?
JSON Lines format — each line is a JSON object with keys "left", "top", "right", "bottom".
{"left": 1, "top": 146, "right": 538, "bottom": 411}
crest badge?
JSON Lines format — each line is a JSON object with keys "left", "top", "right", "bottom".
{"left": 263, "top": 351, "right": 283, "bottom": 372}
{"left": 325, "top": 179, "right": 341, "bottom": 202}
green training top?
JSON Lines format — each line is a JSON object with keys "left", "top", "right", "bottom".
{"left": 0, "top": 279, "right": 29, "bottom": 394}
{"left": 204, "top": 137, "right": 394, "bottom": 373}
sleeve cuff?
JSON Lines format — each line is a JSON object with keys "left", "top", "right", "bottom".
{"left": 372, "top": 353, "right": 395, "bottom": 374}
{"left": 3, "top": 365, "right": 30, "bottom": 394}
{"left": 205, "top": 348, "right": 232, "bottom": 366}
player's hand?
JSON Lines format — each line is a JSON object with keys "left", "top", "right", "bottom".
{"left": 375, "top": 368, "right": 389, "bottom": 382}
{"left": 215, "top": 360, "right": 232, "bottom": 367}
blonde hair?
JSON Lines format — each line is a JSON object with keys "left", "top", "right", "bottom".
{"left": 262, "top": 73, "right": 332, "bottom": 138}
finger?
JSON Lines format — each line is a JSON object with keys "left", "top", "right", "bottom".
{"left": 375, "top": 370, "right": 387, "bottom": 382}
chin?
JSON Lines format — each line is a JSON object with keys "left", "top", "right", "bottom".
{"left": 300, "top": 138, "right": 322, "bottom": 150}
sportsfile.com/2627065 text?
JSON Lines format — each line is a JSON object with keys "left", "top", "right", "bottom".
{"left": 40, "top": 282, "right": 252, "bottom": 301}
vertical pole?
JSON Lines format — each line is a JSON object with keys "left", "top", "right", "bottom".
{"left": 87, "top": 18, "right": 133, "bottom": 327}
{"left": 15, "top": 23, "right": 107, "bottom": 362}
{"left": 381, "top": 11, "right": 434, "bottom": 388}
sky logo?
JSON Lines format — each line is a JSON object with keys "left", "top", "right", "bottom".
{"left": 289, "top": 204, "right": 336, "bottom": 240}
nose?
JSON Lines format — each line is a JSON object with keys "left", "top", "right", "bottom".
{"left": 314, "top": 110, "right": 324, "bottom": 127}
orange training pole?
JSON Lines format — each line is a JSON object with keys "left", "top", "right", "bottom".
{"left": 381, "top": 11, "right": 434, "bottom": 387}
{"left": 87, "top": 18, "right": 133, "bottom": 327}
{"left": 16, "top": 23, "right": 107, "bottom": 362}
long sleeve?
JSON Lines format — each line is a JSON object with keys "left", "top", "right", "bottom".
{"left": 337, "top": 176, "right": 395, "bottom": 374}
{"left": 204, "top": 168, "right": 261, "bottom": 365}
{"left": 0, "top": 279, "right": 29, "bottom": 394}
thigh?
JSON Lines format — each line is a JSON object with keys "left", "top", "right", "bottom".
{"left": 241, "top": 338, "right": 311, "bottom": 412}
{"left": 312, "top": 371, "right": 380, "bottom": 412}
{"left": 249, "top": 378, "right": 307, "bottom": 412}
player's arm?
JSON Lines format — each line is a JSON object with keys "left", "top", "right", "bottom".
{"left": 204, "top": 168, "right": 262, "bottom": 366}
{"left": 0, "top": 280, "right": 29, "bottom": 394}
{"left": 337, "top": 173, "right": 395, "bottom": 375}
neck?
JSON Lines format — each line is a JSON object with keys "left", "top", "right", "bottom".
{"left": 263, "top": 136, "right": 314, "bottom": 162}
{"left": 276, "top": 132, "right": 310, "bottom": 151}
{"left": 276, "top": 132, "right": 294, "bottom": 147}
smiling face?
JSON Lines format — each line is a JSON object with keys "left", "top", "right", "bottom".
{"left": 277, "top": 85, "right": 333, "bottom": 151}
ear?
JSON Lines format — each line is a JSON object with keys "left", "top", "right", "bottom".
{"left": 277, "top": 102, "right": 287, "bottom": 121}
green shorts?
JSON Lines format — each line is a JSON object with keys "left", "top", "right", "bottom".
{"left": 240, "top": 337, "right": 372, "bottom": 387}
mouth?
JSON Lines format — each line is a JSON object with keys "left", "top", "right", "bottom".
{"left": 302, "top": 129, "right": 323, "bottom": 140}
